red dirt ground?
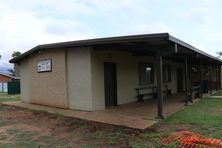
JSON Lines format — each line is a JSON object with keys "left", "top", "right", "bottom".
{"left": 0, "top": 105, "right": 147, "bottom": 147}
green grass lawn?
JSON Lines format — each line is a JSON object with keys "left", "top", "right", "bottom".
{"left": 0, "top": 93, "right": 20, "bottom": 102}
{"left": 131, "top": 97, "right": 222, "bottom": 147}
{"left": 212, "top": 90, "right": 222, "bottom": 96}
{"left": 0, "top": 92, "right": 222, "bottom": 147}
{"left": 165, "top": 97, "right": 222, "bottom": 138}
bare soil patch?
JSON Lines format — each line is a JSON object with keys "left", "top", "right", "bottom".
{"left": 0, "top": 105, "right": 146, "bottom": 147}
{"left": 1, "top": 97, "right": 222, "bottom": 147}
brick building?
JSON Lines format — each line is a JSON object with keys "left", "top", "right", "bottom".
{"left": 0, "top": 73, "right": 20, "bottom": 92}
{"left": 9, "top": 33, "right": 222, "bottom": 118}
{"left": 0, "top": 73, "right": 19, "bottom": 83}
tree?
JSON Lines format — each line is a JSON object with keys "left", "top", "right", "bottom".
{"left": 12, "top": 51, "right": 21, "bottom": 58}
{"left": 11, "top": 51, "right": 21, "bottom": 77}
{"left": 7, "top": 69, "right": 15, "bottom": 76}
{"left": 216, "top": 52, "right": 222, "bottom": 59}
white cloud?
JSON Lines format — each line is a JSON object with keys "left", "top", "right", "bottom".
{"left": 178, "top": 7, "right": 213, "bottom": 25}
{"left": 1, "top": 0, "right": 148, "bottom": 18}
{"left": 0, "top": 0, "right": 221, "bottom": 69}
{"left": 206, "top": 33, "right": 222, "bottom": 42}
{"left": 86, "top": 0, "right": 148, "bottom": 17}
{"left": 189, "top": 0, "right": 218, "bottom": 3}
{"left": 0, "top": 0, "right": 151, "bottom": 69}
{"left": 0, "top": 1, "right": 97, "bottom": 68}
{"left": 123, "top": 22, "right": 174, "bottom": 35}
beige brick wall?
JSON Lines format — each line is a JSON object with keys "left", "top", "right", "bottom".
{"left": 67, "top": 47, "right": 94, "bottom": 111}
{"left": 29, "top": 49, "right": 68, "bottom": 108}
{"left": 91, "top": 50, "right": 179, "bottom": 108}
{"left": 19, "top": 58, "right": 31, "bottom": 103}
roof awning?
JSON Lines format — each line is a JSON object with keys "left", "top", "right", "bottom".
{"left": 9, "top": 33, "right": 222, "bottom": 64}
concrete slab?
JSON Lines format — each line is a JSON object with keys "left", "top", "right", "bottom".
{"left": 1, "top": 93, "right": 207, "bottom": 130}
{"left": 2, "top": 101, "right": 159, "bottom": 129}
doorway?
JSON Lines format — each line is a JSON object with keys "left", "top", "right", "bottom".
{"left": 177, "top": 68, "right": 184, "bottom": 92}
{"left": 104, "top": 62, "right": 117, "bottom": 107}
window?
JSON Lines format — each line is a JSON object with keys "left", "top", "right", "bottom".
{"left": 139, "top": 63, "right": 154, "bottom": 85}
{"left": 163, "top": 65, "right": 171, "bottom": 83}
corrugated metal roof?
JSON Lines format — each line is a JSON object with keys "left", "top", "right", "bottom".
{"left": 9, "top": 33, "right": 222, "bottom": 63}
{"left": 0, "top": 73, "right": 20, "bottom": 79}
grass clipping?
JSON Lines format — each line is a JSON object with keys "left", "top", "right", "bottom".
{"left": 160, "top": 130, "right": 222, "bottom": 147}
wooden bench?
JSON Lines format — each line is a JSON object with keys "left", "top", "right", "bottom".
{"left": 162, "top": 84, "right": 172, "bottom": 96}
{"left": 135, "top": 84, "right": 171, "bottom": 102}
{"left": 135, "top": 86, "right": 157, "bottom": 102}
{"left": 189, "top": 85, "right": 201, "bottom": 102}
{"left": 153, "top": 85, "right": 172, "bottom": 96}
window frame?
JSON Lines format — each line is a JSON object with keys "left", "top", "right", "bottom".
{"left": 163, "top": 65, "right": 171, "bottom": 83}
{"left": 138, "top": 62, "right": 154, "bottom": 85}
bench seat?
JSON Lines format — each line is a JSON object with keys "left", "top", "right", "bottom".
{"left": 135, "top": 84, "right": 171, "bottom": 102}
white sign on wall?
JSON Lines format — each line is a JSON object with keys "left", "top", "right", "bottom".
{"left": 37, "top": 59, "right": 52, "bottom": 72}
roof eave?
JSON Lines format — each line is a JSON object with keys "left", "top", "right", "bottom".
{"left": 0, "top": 73, "right": 20, "bottom": 79}
{"left": 168, "top": 35, "right": 222, "bottom": 63}
{"left": 9, "top": 33, "right": 222, "bottom": 64}
{"left": 9, "top": 33, "right": 170, "bottom": 63}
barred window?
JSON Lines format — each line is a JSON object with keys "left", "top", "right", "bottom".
{"left": 139, "top": 63, "right": 154, "bottom": 85}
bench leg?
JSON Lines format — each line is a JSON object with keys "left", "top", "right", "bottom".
{"left": 153, "top": 93, "right": 157, "bottom": 98}
{"left": 186, "top": 94, "right": 193, "bottom": 104}
{"left": 167, "top": 90, "right": 172, "bottom": 96}
{"left": 189, "top": 95, "right": 193, "bottom": 103}
{"left": 189, "top": 98, "right": 193, "bottom": 103}
{"left": 138, "top": 95, "right": 144, "bottom": 102}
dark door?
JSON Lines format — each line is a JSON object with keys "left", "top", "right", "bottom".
{"left": 104, "top": 62, "right": 117, "bottom": 107}
{"left": 177, "top": 68, "right": 184, "bottom": 92}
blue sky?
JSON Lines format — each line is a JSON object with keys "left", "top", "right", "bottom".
{"left": 0, "top": 0, "right": 222, "bottom": 68}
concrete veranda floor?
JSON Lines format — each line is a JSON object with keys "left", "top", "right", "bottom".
{"left": 2, "top": 92, "right": 215, "bottom": 130}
